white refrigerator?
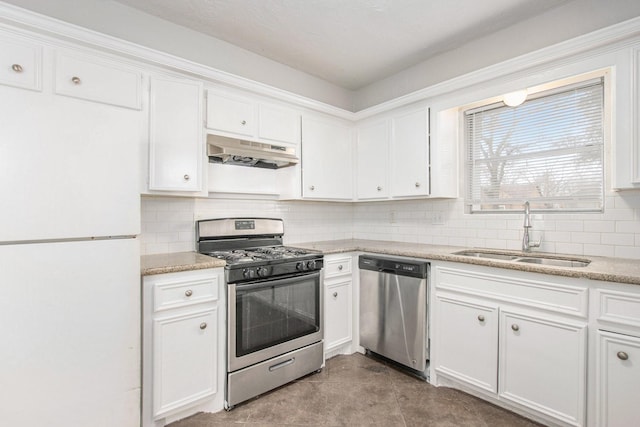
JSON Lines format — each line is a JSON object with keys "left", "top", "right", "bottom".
{"left": 0, "top": 73, "right": 142, "bottom": 426}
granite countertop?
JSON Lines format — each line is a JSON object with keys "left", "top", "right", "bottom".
{"left": 141, "top": 252, "right": 225, "bottom": 276}
{"left": 291, "top": 239, "right": 640, "bottom": 286}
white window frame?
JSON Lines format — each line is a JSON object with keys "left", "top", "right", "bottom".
{"left": 463, "top": 70, "right": 610, "bottom": 214}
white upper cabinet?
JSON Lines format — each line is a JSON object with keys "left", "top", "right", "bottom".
{"left": 390, "top": 107, "right": 430, "bottom": 197}
{"left": 206, "top": 90, "right": 255, "bottom": 137}
{"left": 0, "top": 34, "right": 42, "bottom": 91}
{"left": 258, "top": 103, "right": 300, "bottom": 145}
{"left": 356, "top": 119, "right": 389, "bottom": 200}
{"left": 148, "top": 74, "right": 204, "bottom": 193}
{"left": 301, "top": 114, "right": 353, "bottom": 200}
{"left": 54, "top": 50, "right": 142, "bottom": 110}
{"left": 0, "top": 39, "right": 142, "bottom": 241}
{"left": 205, "top": 88, "right": 300, "bottom": 146}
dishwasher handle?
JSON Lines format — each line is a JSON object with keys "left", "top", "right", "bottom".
{"left": 359, "top": 255, "right": 428, "bottom": 279}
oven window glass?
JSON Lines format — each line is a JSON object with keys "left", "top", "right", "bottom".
{"left": 236, "top": 275, "right": 320, "bottom": 357}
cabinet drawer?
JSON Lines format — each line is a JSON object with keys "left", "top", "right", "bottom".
{"left": 0, "top": 36, "right": 42, "bottom": 91}
{"left": 54, "top": 51, "right": 142, "bottom": 109}
{"left": 436, "top": 266, "right": 588, "bottom": 317}
{"left": 154, "top": 276, "right": 218, "bottom": 312}
{"left": 597, "top": 289, "right": 640, "bottom": 329}
{"left": 324, "top": 256, "right": 352, "bottom": 278}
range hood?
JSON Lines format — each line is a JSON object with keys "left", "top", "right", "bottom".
{"left": 207, "top": 134, "right": 299, "bottom": 169}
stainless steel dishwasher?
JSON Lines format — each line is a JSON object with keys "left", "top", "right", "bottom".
{"left": 359, "top": 254, "right": 429, "bottom": 373}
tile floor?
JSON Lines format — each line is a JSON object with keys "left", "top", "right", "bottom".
{"left": 169, "top": 353, "right": 543, "bottom": 427}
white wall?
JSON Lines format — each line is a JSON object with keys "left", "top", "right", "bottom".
{"left": 353, "top": 0, "right": 640, "bottom": 110}
{"left": 1, "top": 0, "right": 354, "bottom": 110}
{"left": 141, "top": 196, "right": 353, "bottom": 255}
{"left": 141, "top": 190, "right": 640, "bottom": 259}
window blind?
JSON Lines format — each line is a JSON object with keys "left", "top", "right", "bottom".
{"left": 465, "top": 78, "right": 604, "bottom": 213}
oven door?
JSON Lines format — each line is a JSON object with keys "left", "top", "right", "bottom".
{"left": 228, "top": 271, "right": 323, "bottom": 372}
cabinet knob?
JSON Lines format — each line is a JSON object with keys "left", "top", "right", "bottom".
{"left": 71, "top": 76, "right": 81, "bottom": 85}
{"left": 511, "top": 324, "right": 520, "bottom": 332}
{"left": 338, "top": 265, "right": 343, "bottom": 270}
{"left": 477, "top": 315, "right": 485, "bottom": 322}
{"left": 183, "top": 174, "right": 190, "bottom": 181}
{"left": 377, "top": 186, "right": 382, "bottom": 191}
{"left": 309, "top": 185, "right": 315, "bottom": 191}
{"left": 184, "top": 289, "right": 193, "bottom": 297}
{"left": 617, "top": 351, "right": 629, "bottom": 361}
{"left": 241, "top": 120, "right": 246, "bottom": 125}
{"left": 415, "top": 182, "right": 421, "bottom": 188}
{"left": 199, "top": 322, "right": 207, "bottom": 330}
{"left": 333, "top": 292, "right": 338, "bottom": 298}
{"left": 11, "top": 64, "right": 23, "bottom": 73}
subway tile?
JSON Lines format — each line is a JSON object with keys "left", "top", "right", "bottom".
{"left": 601, "top": 233, "right": 635, "bottom": 246}
{"left": 584, "top": 244, "right": 615, "bottom": 257}
{"left": 570, "top": 232, "right": 601, "bottom": 244}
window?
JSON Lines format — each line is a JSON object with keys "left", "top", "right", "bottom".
{"left": 464, "top": 77, "right": 604, "bottom": 213}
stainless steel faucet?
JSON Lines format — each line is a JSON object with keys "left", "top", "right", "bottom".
{"left": 522, "top": 201, "right": 541, "bottom": 252}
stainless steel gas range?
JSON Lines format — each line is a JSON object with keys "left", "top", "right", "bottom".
{"left": 196, "top": 218, "right": 324, "bottom": 409}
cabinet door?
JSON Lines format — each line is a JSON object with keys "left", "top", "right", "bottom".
{"left": 149, "top": 75, "right": 203, "bottom": 192}
{"left": 301, "top": 115, "right": 353, "bottom": 199}
{"left": 153, "top": 309, "right": 217, "bottom": 418}
{"left": 434, "top": 295, "right": 499, "bottom": 393}
{"left": 597, "top": 330, "right": 640, "bottom": 427}
{"left": 0, "top": 35, "right": 42, "bottom": 91}
{"left": 206, "top": 90, "right": 255, "bottom": 137}
{"left": 390, "top": 108, "right": 430, "bottom": 197}
{"left": 258, "top": 103, "right": 300, "bottom": 145}
{"left": 499, "top": 311, "right": 586, "bottom": 426}
{"left": 324, "top": 279, "right": 352, "bottom": 350}
{"left": 356, "top": 120, "right": 389, "bottom": 200}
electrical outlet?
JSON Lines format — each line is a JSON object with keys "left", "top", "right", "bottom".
{"left": 432, "top": 211, "right": 444, "bottom": 225}
{"left": 390, "top": 211, "right": 396, "bottom": 224}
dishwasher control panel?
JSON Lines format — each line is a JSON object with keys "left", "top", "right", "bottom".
{"left": 359, "top": 255, "right": 428, "bottom": 278}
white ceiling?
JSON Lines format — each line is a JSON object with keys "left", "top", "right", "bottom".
{"left": 113, "top": 0, "right": 569, "bottom": 90}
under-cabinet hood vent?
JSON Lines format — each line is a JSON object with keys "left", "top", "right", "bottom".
{"left": 207, "top": 134, "right": 298, "bottom": 169}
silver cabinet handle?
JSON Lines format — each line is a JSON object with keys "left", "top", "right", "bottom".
{"left": 617, "top": 351, "right": 629, "bottom": 361}
{"left": 511, "top": 324, "right": 520, "bottom": 332}
{"left": 309, "top": 185, "right": 315, "bottom": 191}
{"left": 241, "top": 120, "right": 246, "bottom": 125}
{"left": 377, "top": 186, "right": 382, "bottom": 191}
{"left": 71, "top": 76, "right": 81, "bottom": 85}
{"left": 338, "top": 265, "right": 343, "bottom": 270}
{"left": 333, "top": 292, "right": 338, "bottom": 298}
{"left": 11, "top": 64, "right": 23, "bottom": 73}
{"left": 477, "top": 315, "right": 485, "bottom": 322}
{"left": 184, "top": 289, "right": 193, "bottom": 297}
{"left": 199, "top": 322, "right": 207, "bottom": 330}
{"left": 415, "top": 182, "right": 421, "bottom": 188}
{"left": 183, "top": 174, "right": 190, "bottom": 181}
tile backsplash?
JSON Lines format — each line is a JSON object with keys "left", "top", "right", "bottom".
{"left": 141, "top": 190, "right": 640, "bottom": 259}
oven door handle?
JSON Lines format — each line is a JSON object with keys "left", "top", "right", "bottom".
{"left": 234, "top": 271, "right": 320, "bottom": 291}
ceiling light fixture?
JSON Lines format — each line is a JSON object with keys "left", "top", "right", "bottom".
{"left": 503, "top": 89, "right": 528, "bottom": 107}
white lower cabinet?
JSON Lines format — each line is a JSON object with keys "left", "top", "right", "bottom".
{"left": 143, "top": 268, "right": 225, "bottom": 427}
{"left": 433, "top": 264, "right": 588, "bottom": 427}
{"left": 434, "top": 296, "right": 498, "bottom": 393}
{"left": 499, "top": 310, "right": 587, "bottom": 426}
{"left": 325, "top": 278, "right": 352, "bottom": 350}
{"left": 323, "top": 254, "right": 354, "bottom": 357}
{"left": 596, "top": 330, "right": 640, "bottom": 427}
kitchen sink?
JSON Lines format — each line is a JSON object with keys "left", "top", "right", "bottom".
{"left": 453, "top": 250, "right": 520, "bottom": 261}
{"left": 515, "top": 257, "right": 591, "bottom": 268}
{"left": 453, "top": 250, "right": 591, "bottom": 268}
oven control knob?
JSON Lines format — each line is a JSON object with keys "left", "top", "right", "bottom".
{"left": 306, "top": 260, "right": 317, "bottom": 270}
{"left": 296, "top": 261, "right": 306, "bottom": 271}
{"left": 243, "top": 268, "right": 255, "bottom": 279}
{"left": 257, "top": 267, "right": 269, "bottom": 277}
